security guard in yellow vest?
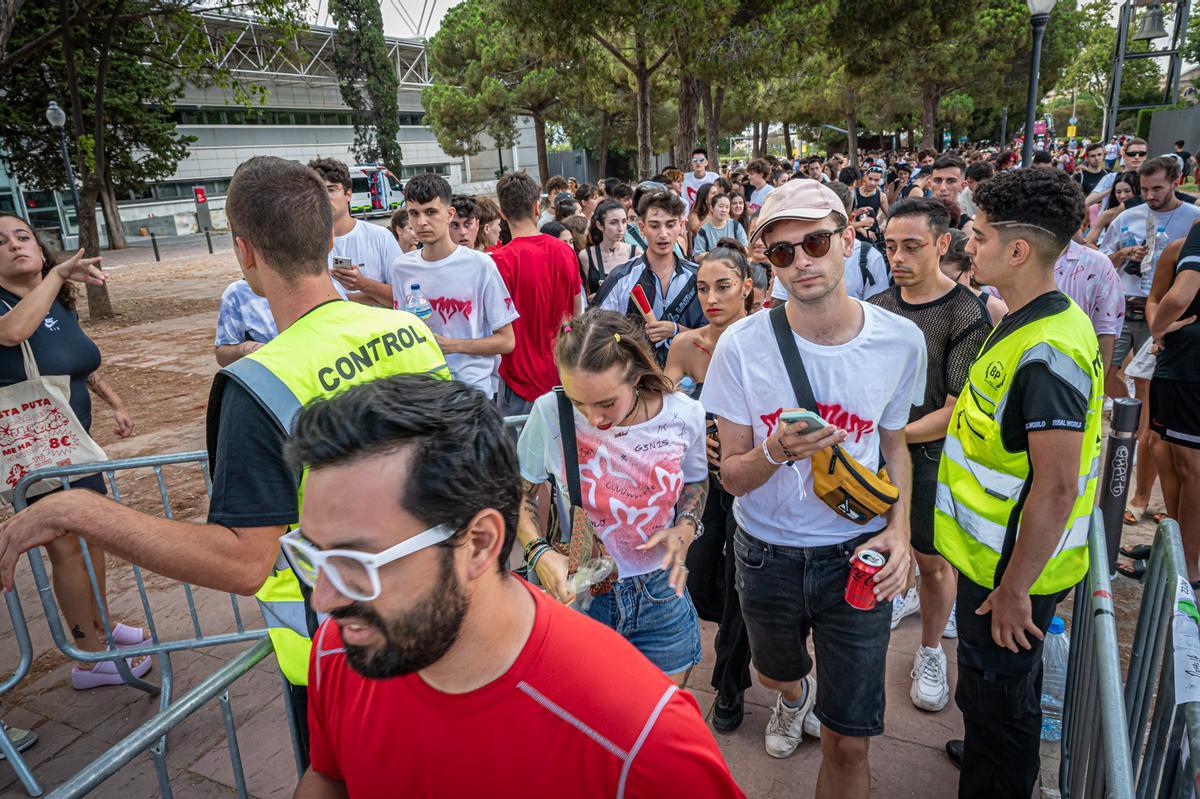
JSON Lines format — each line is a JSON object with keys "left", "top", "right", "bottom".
{"left": 0, "top": 157, "right": 448, "bottom": 770}
{"left": 934, "top": 169, "right": 1102, "bottom": 797}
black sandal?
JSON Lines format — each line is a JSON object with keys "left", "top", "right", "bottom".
{"left": 1117, "top": 559, "right": 1147, "bottom": 581}
{"left": 1120, "top": 544, "right": 1152, "bottom": 560}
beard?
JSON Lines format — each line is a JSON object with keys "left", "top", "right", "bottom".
{"left": 331, "top": 551, "right": 469, "bottom": 679}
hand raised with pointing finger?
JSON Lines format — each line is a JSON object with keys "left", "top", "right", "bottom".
{"left": 53, "top": 249, "right": 106, "bottom": 286}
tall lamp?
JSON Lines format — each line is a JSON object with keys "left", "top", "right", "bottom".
{"left": 1022, "top": 0, "right": 1057, "bottom": 167}
{"left": 45, "top": 101, "right": 82, "bottom": 225}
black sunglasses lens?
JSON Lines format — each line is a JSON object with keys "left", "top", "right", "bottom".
{"left": 800, "top": 233, "right": 833, "bottom": 259}
{"left": 766, "top": 244, "right": 795, "bottom": 269}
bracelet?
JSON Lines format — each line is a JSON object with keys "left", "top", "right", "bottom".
{"left": 523, "top": 536, "right": 550, "bottom": 561}
{"left": 672, "top": 322, "right": 679, "bottom": 337}
{"left": 762, "top": 438, "right": 787, "bottom": 466}
{"left": 527, "top": 543, "right": 553, "bottom": 570}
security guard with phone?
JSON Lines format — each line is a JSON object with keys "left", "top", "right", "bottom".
{"left": 0, "top": 157, "right": 449, "bottom": 766}
{"left": 933, "top": 169, "right": 1102, "bottom": 797}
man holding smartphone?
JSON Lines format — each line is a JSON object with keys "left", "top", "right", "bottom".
{"left": 702, "top": 179, "right": 925, "bottom": 798}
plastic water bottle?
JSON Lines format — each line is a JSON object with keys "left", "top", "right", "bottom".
{"left": 1120, "top": 224, "right": 1138, "bottom": 251}
{"left": 404, "top": 282, "right": 432, "bottom": 322}
{"left": 1154, "top": 225, "right": 1170, "bottom": 261}
{"left": 1041, "top": 615, "right": 1070, "bottom": 741}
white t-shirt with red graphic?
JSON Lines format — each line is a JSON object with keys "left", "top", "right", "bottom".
{"left": 518, "top": 390, "right": 709, "bottom": 578}
{"left": 387, "top": 245, "right": 519, "bottom": 396}
{"left": 681, "top": 171, "right": 718, "bottom": 217}
{"left": 700, "top": 301, "right": 926, "bottom": 547}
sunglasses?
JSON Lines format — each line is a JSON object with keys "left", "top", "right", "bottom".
{"left": 280, "top": 524, "right": 455, "bottom": 602}
{"left": 1126, "top": 150, "right": 1147, "bottom": 157}
{"left": 763, "top": 226, "right": 846, "bottom": 269}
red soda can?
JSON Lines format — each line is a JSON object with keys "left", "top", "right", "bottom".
{"left": 845, "top": 550, "right": 886, "bottom": 610}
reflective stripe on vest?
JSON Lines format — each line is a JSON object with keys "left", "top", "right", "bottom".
{"left": 933, "top": 299, "right": 1103, "bottom": 595}
{"left": 223, "top": 357, "right": 302, "bottom": 433}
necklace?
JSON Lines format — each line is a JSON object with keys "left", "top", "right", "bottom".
{"left": 617, "top": 386, "right": 642, "bottom": 426}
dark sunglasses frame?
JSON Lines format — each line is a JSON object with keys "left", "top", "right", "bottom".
{"left": 1125, "top": 150, "right": 1147, "bottom": 157}
{"left": 763, "top": 226, "right": 847, "bottom": 269}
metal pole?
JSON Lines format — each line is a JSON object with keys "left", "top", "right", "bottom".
{"left": 1000, "top": 106, "right": 1009, "bottom": 146}
{"left": 205, "top": 227, "right": 213, "bottom": 254}
{"left": 54, "top": 126, "right": 82, "bottom": 226}
{"left": 149, "top": 231, "right": 160, "bottom": 262}
{"left": 1106, "top": 2, "right": 1131, "bottom": 142}
{"left": 1100, "top": 397, "right": 1141, "bottom": 571}
{"left": 1023, "top": 13, "right": 1050, "bottom": 168}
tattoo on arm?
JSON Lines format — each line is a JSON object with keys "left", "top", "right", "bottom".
{"left": 520, "top": 480, "right": 544, "bottom": 536}
{"left": 676, "top": 480, "right": 708, "bottom": 520}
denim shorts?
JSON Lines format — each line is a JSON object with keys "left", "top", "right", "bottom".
{"left": 583, "top": 568, "right": 702, "bottom": 675}
{"left": 734, "top": 528, "right": 892, "bottom": 737}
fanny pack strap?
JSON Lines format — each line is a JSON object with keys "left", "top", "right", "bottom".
{"left": 768, "top": 303, "right": 818, "bottom": 411}
{"left": 554, "top": 387, "right": 583, "bottom": 507}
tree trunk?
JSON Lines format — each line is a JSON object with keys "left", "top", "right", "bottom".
{"left": 782, "top": 121, "right": 792, "bottom": 161}
{"left": 700, "top": 81, "right": 718, "bottom": 168}
{"left": 707, "top": 84, "right": 724, "bottom": 167}
{"left": 675, "top": 75, "right": 700, "bottom": 166}
{"left": 633, "top": 31, "right": 652, "bottom": 180}
{"left": 921, "top": 90, "right": 937, "bottom": 151}
{"left": 79, "top": 176, "right": 114, "bottom": 318}
{"left": 99, "top": 177, "right": 127, "bottom": 250}
{"left": 532, "top": 113, "right": 550, "bottom": 185}
{"left": 759, "top": 121, "right": 770, "bottom": 157}
{"left": 846, "top": 112, "right": 858, "bottom": 168}
{"left": 597, "top": 113, "right": 611, "bottom": 180}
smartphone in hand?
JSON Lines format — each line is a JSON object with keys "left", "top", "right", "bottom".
{"left": 781, "top": 410, "right": 827, "bottom": 436}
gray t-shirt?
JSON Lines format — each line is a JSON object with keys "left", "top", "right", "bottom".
{"left": 1098, "top": 202, "right": 1200, "bottom": 296}
{"left": 693, "top": 220, "right": 748, "bottom": 257}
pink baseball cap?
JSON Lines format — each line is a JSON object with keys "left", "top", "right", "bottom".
{"left": 750, "top": 179, "right": 848, "bottom": 246}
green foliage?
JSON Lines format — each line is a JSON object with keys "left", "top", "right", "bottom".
{"left": 329, "top": 0, "right": 403, "bottom": 172}
{"left": 1137, "top": 107, "right": 1154, "bottom": 139}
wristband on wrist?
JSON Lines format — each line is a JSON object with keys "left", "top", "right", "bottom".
{"left": 672, "top": 322, "right": 679, "bottom": 337}
{"left": 762, "top": 438, "right": 787, "bottom": 466}
{"left": 523, "top": 536, "right": 550, "bottom": 562}
{"left": 526, "top": 542, "right": 552, "bottom": 568}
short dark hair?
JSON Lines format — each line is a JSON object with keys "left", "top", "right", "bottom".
{"left": 307, "top": 157, "right": 351, "bottom": 191}
{"left": 918, "top": 148, "right": 938, "bottom": 161}
{"left": 574, "top": 183, "right": 599, "bottom": 203}
{"left": 887, "top": 197, "right": 952, "bottom": 239}
{"left": 608, "top": 182, "right": 633, "bottom": 201}
{"left": 285, "top": 375, "right": 520, "bottom": 574}
{"left": 692, "top": 147, "right": 708, "bottom": 158}
{"left": 1140, "top": 154, "right": 1182, "bottom": 182}
{"left": 1176, "top": 139, "right": 1187, "bottom": 148}
{"left": 227, "top": 156, "right": 331, "bottom": 277}
{"left": 837, "top": 166, "right": 861, "bottom": 184}
{"left": 405, "top": 172, "right": 452, "bottom": 205}
{"left": 451, "top": 194, "right": 479, "bottom": 221}
{"left": 748, "top": 159, "right": 771, "bottom": 178}
{"left": 1085, "top": 142, "right": 1105, "bottom": 156}
{"left": 389, "top": 207, "right": 408, "bottom": 232}
{"left": 496, "top": 171, "right": 539, "bottom": 221}
{"left": 637, "top": 189, "right": 685, "bottom": 219}
{"left": 1032, "top": 150, "right": 1053, "bottom": 165}
{"left": 543, "top": 175, "right": 567, "bottom": 196}
{"left": 932, "top": 155, "right": 966, "bottom": 175}
{"left": 965, "top": 161, "right": 994, "bottom": 183}
{"left": 973, "top": 167, "right": 1085, "bottom": 260}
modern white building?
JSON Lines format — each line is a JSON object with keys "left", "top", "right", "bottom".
{"left": 4, "top": 12, "right": 542, "bottom": 245}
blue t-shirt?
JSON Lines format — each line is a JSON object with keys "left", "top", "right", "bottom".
{"left": 214, "top": 280, "right": 278, "bottom": 347}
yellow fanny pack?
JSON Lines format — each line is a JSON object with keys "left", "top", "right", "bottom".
{"left": 769, "top": 304, "right": 899, "bottom": 525}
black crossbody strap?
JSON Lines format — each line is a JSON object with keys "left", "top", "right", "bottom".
{"left": 768, "top": 303, "right": 818, "bottom": 411}
{"left": 554, "top": 387, "right": 583, "bottom": 507}
{"left": 859, "top": 243, "right": 875, "bottom": 287}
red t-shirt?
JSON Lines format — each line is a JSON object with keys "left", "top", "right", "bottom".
{"left": 307, "top": 580, "right": 744, "bottom": 798}
{"left": 491, "top": 234, "right": 581, "bottom": 401}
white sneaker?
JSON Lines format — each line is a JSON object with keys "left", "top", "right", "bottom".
{"left": 911, "top": 645, "right": 951, "bottom": 712}
{"left": 764, "top": 675, "right": 815, "bottom": 759}
{"left": 802, "top": 709, "right": 822, "bottom": 739}
{"left": 942, "top": 603, "right": 958, "bottom": 639}
{"left": 890, "top": 586, "right": 921, "bottom": 630}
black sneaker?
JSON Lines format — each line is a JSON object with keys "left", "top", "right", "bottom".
{"left": 946, "top": 739, "right": 963, "bottom": 770}
{"left": 712, "top": 691, "right": 745, "bottom": 733}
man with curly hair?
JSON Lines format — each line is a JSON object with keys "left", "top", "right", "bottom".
{"left": 935, "top": 168, "right": 1104, "bottom": 796}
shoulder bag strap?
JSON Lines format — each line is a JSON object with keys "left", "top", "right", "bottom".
{"left": 0, "top": 299, "right": 41, "bottom": 381}
{"left": 554, "top": 387, "right": 583, "bottom": 507}
{"left": 859, "top": 243, "right": 875, "bottom": 287}
{"left": 768, "top": 303, "right": 818, "bottom": 411}
{"left": 662, "top": 267, "right": 698, "bottom": 323}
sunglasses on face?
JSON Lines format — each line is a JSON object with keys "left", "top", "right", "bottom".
{"left": 1126, "top": 150, "right": 1147, "bottom": 157}
{"left": 763, "top": 226, "right": 846, "bottom": 269}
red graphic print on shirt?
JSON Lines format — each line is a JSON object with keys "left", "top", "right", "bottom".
{"left": 761, "top": 404, "right": 876, "bottom": 443}
{"left": 573, "top": 428, "right": 685, "bottom": 576}
{"left": 428, "top": 297, "right": 474, "bottom": 322}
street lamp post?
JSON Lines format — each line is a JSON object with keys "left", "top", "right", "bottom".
{"left": 1022, "top": 0, "right": 1057, "bottom": 168}
{"left": 45, "top": 101, "right": 82, "bottom": 225}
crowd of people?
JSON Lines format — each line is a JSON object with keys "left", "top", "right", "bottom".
{"left": 0, "top": 128, "right": 1196, "bottom": 797}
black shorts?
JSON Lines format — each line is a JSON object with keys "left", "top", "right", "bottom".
{"left": 908, "top": 440, "right": 943, "bottom": 556}
{"left": 1150, "top": 377, "right": 1200, "bottom": 449}
{"left": 733, "top": 528, "right": 891, "bottom": 737}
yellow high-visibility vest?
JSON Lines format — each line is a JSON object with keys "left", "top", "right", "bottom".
{"left": 934, "top": 297, "right": 1103, "bottom": 595}
{"left": 208, "top": 300, "right": 449, "bottom": 685}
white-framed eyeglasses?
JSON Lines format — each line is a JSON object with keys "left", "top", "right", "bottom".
{"left": 279, "top": 525, "right": 455, "bottom": 602}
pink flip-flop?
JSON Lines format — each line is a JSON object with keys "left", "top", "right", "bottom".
{"left": 71, "top": 655, "right": 153, "bottom": 690}
{"left": 108, "top": 623, "right": 152, "bottom": 647}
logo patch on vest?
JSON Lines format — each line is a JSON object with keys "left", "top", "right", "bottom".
{"left": 984, "top": 360, "right": 1005, "bottom": 389}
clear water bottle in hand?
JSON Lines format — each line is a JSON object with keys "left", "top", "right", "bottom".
{"left": 1040, "top": 615, "right": 1070, "bottom": 741}
{"left": 405, "top": 282, "right": 432, "bottom": 322}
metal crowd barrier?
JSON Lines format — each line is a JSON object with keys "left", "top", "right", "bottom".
{"left": 1060, "top": 508, "right": 1136, "bottom": 798}
{"left": 1121, "top": 519, "right": 1200, "bottom": 798}
{"left": 0, "top": 452, "right": 301, "bottom": 798}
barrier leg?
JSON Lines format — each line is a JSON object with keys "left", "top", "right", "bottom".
{"left": 218, "top": 690, "right": 250, "bottom": 799}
